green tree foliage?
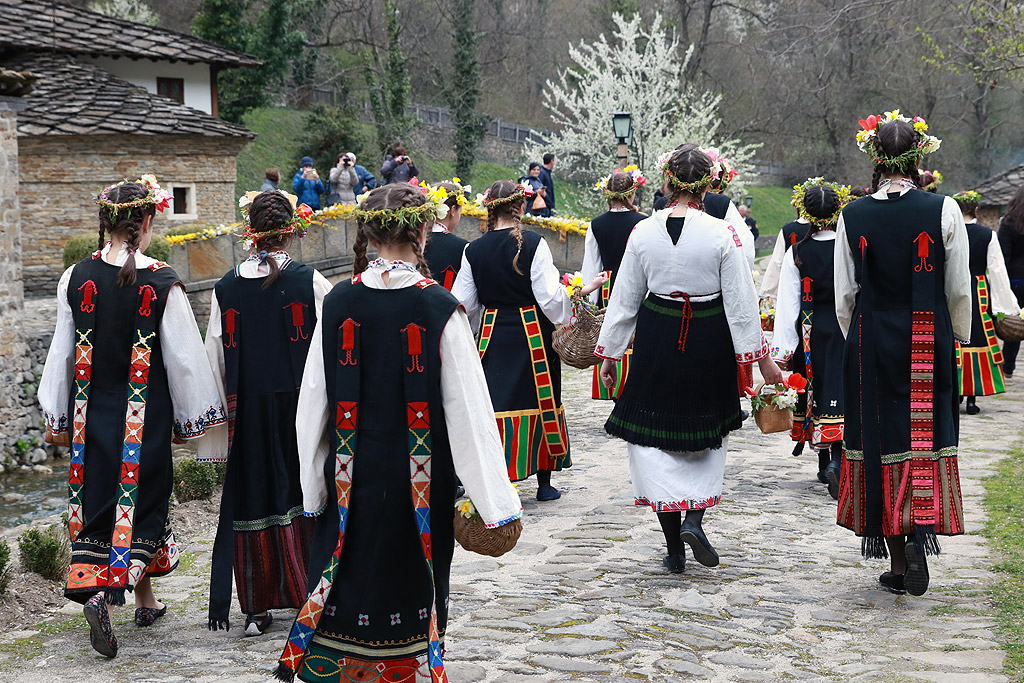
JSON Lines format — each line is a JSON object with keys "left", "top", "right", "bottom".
{"left": 444, "top": 0, "right": 487, "bottom": 179}
{"left": 303, "top": 104, "right": 365, "bottom": 173}
{"left": 367, "top": 0, "right": 417, "bottom": 155}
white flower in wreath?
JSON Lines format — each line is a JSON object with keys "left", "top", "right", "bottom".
{"left": 390, "top": 613, "right": 401, "bottom": 625}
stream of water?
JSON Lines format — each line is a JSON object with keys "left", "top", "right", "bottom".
{"left": 0, "top": 460, "right": 68, "bottom": 529}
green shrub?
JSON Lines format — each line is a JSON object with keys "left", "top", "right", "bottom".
{"left": 18, "top": 525, "right": 69, "bottom": 581}
{"left": 173, "top": 459, "right": 220, "bottom": 502}
{"left": 0, "top": 540, "right": 12, "bottom": 594}
{"left": 63, "top": 233, "right": 171, "bottom": 268}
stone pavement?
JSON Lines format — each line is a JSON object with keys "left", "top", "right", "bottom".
{"left": 0, "top": 367, "right": 1020, "bottom": 682}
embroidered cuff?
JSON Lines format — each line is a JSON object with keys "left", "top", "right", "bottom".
{"left": 304, "top": 500, "right": 327, "bottom": 518}
{"left": 770, "top": 346, "right": 794, "bottom": 363}
{"left": 173, "top": 405, "right": 228, "bottom": 440}
{"left": 736, "top": 333, "right": 770, "bottom": 364}
{"left": 484, "top": 508, "right": 523, "bottom": 529}
{"left": 45, "top": 412, "right": 69, "bottom": 435}
{"left": 594, "top": 343, "right": 625, "bottom": 361}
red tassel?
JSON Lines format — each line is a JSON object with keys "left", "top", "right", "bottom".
{"left": 340, "top": 318, "right": 360, "bottom": 366}
{"left": 404, "top": 323, "right": 425, "bottom": 373}
{"left": 79, "top": 280, "right": 98, "bottom": 313}
{"left": 802, "top": 277, "right": 813, "bottom": 302}
{"left": 138, "top": 284, "right": 156, "bottom": 317}
{"left": 859, "top": 235, "right": 868, "bottom": 259}
{"left": 283, "top": 302, "right": 309, "bottom": 341}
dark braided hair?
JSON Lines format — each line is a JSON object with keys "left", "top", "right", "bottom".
{"left": 666, "top": 143, "right": 714, "bottom": 211}
{"left": 793, "top": 185, "right": 841, "bottom": 268}
{"left": 98, "top": 182, "right": 156, "bottom": 287}
{"left": 248, "top": 191, "right": 296, "bottom": 289}
{"left": 870, "top": 120, "right": 923, "bottom": 193}
{"left": 353, "top": 184, "right": 431, "bottom": 278}
{"left": 484, "top": 181, "right": 527, "bottom": 274}
{"left": 606, "top": 172, "right": 639, "bottom": 212}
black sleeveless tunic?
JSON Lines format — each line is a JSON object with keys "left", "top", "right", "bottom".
{"left": 424, "top": 229, "right": 469, "bottom": 291}
{"left": 590, "top": 210, "right": 646, "bottom": 303}
{"left": 65, "top": 256, "right": 183, "bottom": 604}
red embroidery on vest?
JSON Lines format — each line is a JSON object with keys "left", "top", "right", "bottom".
{"left": 802, "top": 277, "right": 813, "bottom": 303}
{"left": 859, "top": 235, "right": 868, "bottom": 259}
{"left": 414, "top": 278, "right": 435, "bottom": 290}
{"left": 914, "top": 231, "right": 934, "bottom": 272}
{"left": 404, "top": 323, "right": 425, "bottom": 373}
{"left": 148, "top": 261, "right": 169, "bottom": 271}
{"left": 283, "top": 302, "right": 310, "bottom": 342}
{"left": 351, "top": 274, "right": 363, "bottom": 284}
{"left": 789, "top": 232, "right": 798, "bottom": 247}
{"left": 78, "top": 281, "right": 98, "bottom": 313}
{"left": 339, "top": 318, "right": 360, "bottom": 366}
{"left": 222, "top": 309, "right": 240, "bottom": 348}
{"left": 138, "top": 284, "right": 157, "bottom": 316}
{"left": 441, "top": 266, "right": 457, "bottom": 292}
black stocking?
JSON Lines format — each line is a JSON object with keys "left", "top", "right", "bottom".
{"left": 537, "top": 469, "right": 552, "bottom": 489}
{"left": 817, "top": 448, "right": 830, "bottom": 472}
{"left": 658, "top": 512, "right": 683, "bottom": 556}
{"left": 684, "top": 509, "right": 705, "bottom": 530}
{"left": 830, "top": 441, "right": 843, "bottom": 464}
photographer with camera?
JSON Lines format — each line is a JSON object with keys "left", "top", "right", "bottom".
{"left": 292, "top": 156, "right": 326, "bottom": 210}
{"left": 327, "top": 152, "right": 360, "bottom": 205}
{"left": 380, "top": 146, "right": 419, "bottom": 185}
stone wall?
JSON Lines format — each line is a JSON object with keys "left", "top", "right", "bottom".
{"left": 19, "top": 133, "right": 248, "bottom": 297}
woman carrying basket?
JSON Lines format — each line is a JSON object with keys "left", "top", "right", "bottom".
{"left": 595, "top": 145, "right": 783, "bottom": 574}
{"left": 452, "top": 180, "right": 605, "bottom": 501}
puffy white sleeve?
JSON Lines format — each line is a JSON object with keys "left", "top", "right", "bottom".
{"left": 759, "top": 231, "right": 787, "bottom": 299}
{"left": 986, "top": 230, "right": 1020, "bottom": 316}
{"left": 198, "top": 290, "right": 229, "bottom": 463}
{"left": 581, "top": 224, "right": 604, "bottom": 304}
{"left": 38, "top": 266, "right": 76, "bottom": 437}
{"left": 595, "top": 230, "right": 647, "bottom": 360}
{"left": 162, "top": 285, "right": 228, "bottom": 443}
{"left": 721, "top": 232, "right": 769, "bottom": 362}
{"left": 834, "top": 213, "right": 858, "bottom": 338}
{"left": 942, "top": 197, "right": 973, "bottom": 343}
{"left": 531, "top": 237, "right": 572, "bottom": 325}
{"left": 725, "top": 202, "right": 756, "bottom": 270}
{"left": 296, "top": 315, "right": 331, "bottom": 515}
{"left": 770, "top": 249, "right": 801, "bottom": 362}
{"left": 312, "top": 269, "right": 333, "bottom": 320}
{"left": 451, "top": 252, "right": 482, "bottom": 332}
{"left": 441, "top": 308, "right": 522, "bottom": 527}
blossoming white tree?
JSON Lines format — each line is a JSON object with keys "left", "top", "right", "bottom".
{"left": 527, "top": 13, "right": 757, "bottom": 213}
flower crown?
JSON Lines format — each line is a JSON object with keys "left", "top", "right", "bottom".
{"left": 596, "top": 165, "right": 647, "bottom": 201}
{"left": 701, "top": 147, "right": 738, "bottom": 191}
{"left": 480, "top": 181, "right": 534, "bottom": 208}
{"left": 351, "top": 181, "right": 450, "bottom": 230}
{"left": 922, "top": 170, "right": 944, "bottom": 192}
{"left": 856, "top": 109, "right": 942, "bottom": 169}
{"left": 952, "top": 189, "right": 982, "bottom": 207}
{"left": 94, "top": 174, "right": 173, "bottom": 217}
{"left": 658, "top": 149, "right": 720, "bottom": 195}
{"left": 791, "top": 177, "right": 852, "bottom": 230}
{"left": 238, "top": 189, "right": 316, "bottom": 249}
{"left": 432, "top": 177, "right": 473, "bottom": 207}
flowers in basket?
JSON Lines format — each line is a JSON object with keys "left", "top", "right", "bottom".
{"left": 562, "top": 271, "right": 600, "bottom": 320}
{"left": 457, "top": 498, "right": 481, "bottom": 522}
{"left": 747, "top": 372, "right": 807, "bottom": 410}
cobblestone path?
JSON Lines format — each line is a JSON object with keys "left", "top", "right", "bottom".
{"left": 1, "top": 368, "right": 1021, "bottom": 682}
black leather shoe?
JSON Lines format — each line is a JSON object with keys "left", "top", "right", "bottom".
{"left": 663, "top": 554, "right": 685, "bottom": 574}
{"left": 879, "top": 572, "right": 906, "bottom": 594}
{"left": 740, "top": 409, "right": 750, "bottom": 422}
{"left": 966, "top": 399, "right": 980, "bottom": 415}
{"left": 816, "top": 470, "right": 828, "bottom": 484}
{"left": 680, "top": 523, "right": 720, "bottom": 567}
{"left": 824, "top": 460, "right": 841, "bottom": 500}
{"left": 904, "top": 543, "right": 930, "bottom": 596}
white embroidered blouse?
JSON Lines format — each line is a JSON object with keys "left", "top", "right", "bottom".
{"left": 770, "top": 230, "right": 836, "bottom": 362}
{"left": 296, "top": 259, "right": 523, "bottom": 528}
{"left": 759, "top": 217, "right": 809, "bottom": 299}
{"left": 594, "top": 208, "right": 769, "bottom": 363}
{"left": 38, "top": 243, "right": 227, "bottom": 445}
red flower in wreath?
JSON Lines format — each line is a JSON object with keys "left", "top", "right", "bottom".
{"left": 785, "top": 372, "right": 808, "bottom": 392}
{"left": 858, "top": 115, "right": 881, "bottom": 131}
{"left": 296, "top": 203, "right": 313, "bottom": 220}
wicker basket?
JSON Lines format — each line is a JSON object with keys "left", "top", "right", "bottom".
{"left": 552, "top": 310, "right": 605, "bottom": 369}
{"left": 454, "top": 514, "right": 522, "bottom": 557}
{"left": 994, "top": 314, "right": 1024, "bottom": 342}
{"left": 760, "top": 316, "right": 775, "bottom": 332}
{"left": 751, "top": 382, "right": 793, "bottom": 434}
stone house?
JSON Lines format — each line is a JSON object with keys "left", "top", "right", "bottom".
{"left": 0, "top": 0, "right": 260, "bottom": 295}
{"left": 973, "top": 164, "right": 1024, "bottom": 228}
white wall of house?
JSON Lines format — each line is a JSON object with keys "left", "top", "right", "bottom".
{"left": 81, "top": 56, "right": 213, "bottom": 114}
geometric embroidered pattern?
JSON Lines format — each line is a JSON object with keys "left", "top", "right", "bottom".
{"left": 909, "top": 310, "right": 937, "bottom": 529}
{"left": 519, "top": 306, "right": 567, "bottom": 459}
{"left": 68, "top": 326, "right": 94, "bottom": 542}
{"left": 477, "top": 309, "right": 497, "bottom": 360}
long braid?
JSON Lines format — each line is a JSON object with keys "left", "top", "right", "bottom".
{"left": 353, "top": 224, "right": 369, "bottom": 274}
{"left": 510, "top": 214, "right": 525, "bottom": 275}
{"left": 406, "top": 222, "right": 430, "bottom": 278}
{"left": 870, "top": 168, "right": 883, "bottom": 193}
{"left": 97, "top": 224, "right": 106, "bottom": 252}
{"left": 117, "top": 221, "right": 140, "bottom": 287}
{"left": 483, "top": 181, "right": 528, "bottom": 274}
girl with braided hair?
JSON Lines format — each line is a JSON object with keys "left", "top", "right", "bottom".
{"left": 452, "top": 181, "right": 605, "bottom": 501}
{"left": 582, "top": 169, "right": 648, "bottom": 399}
{"left": 770, "top": 180, "right": 851, "bottom": 499}
{"left": 835, "top": 111, "right": 971, "bottom": 596}
{"left": 595, "top": 145, "right": 782, "bottom": 574}
{"left": 38, "top": 177, "right": 225, "bottom": 657}
{"left": 274, "top": 183, "right": 521, "bottom": 682}
{"left": 203, "top": 189, "right": 331, "bottom": 636}
{"left": 423, "top": 179, "right": 471, "bottom": 291}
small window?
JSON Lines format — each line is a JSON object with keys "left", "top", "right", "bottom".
{"left": 157, "top": 77, "right": 185, "bottom": 103}
{"left": 164, "top": 183, "right": 197, "bottom": 220}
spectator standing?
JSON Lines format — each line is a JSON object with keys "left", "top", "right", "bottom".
{"left": 260, "top": 168, "right": 281, "bottom": 193}
{"left": 738, "top": 204, "right": 759, "bottom": 240}
{"left": 292, "top": 156, "right": 325, "bottom": 210}
{"left": 538, "top": 153, "right": 556, "bottom": 216}
{"left": 999, "top": 185, "right": 1024, "bottom": 378}
{"left": 348, "top": 153, "right": 376, "bottom": 195}
{"left": 519, "top": 162, "right": 548, "bottom": 216}
{"left": 380, "top": 146, "right": 419, "bottom": 185}
{"left": 327, "top": 152, "right": 360, "bottom": 205}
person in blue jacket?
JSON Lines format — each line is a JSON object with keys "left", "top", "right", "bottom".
{"left": 348, "top": 153, "right": 376, "bottom": 195}
{"left": 292, "top": 156, "right": 325, "bottom": 209}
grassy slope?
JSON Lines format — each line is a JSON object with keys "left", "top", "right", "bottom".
{"left": 235, "top": 107, "right": 310, "bottom": 211}
{"left": 984, "top": 447, "right": 1024, "bottom": 681}
{"left": 745, "top": 185, "right": 797, "bottom": 237}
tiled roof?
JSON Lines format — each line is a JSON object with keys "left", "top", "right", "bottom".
{"left": 0, "top": 0, "right": 260, "bottom": 67}
{"left": 11, "top": 53, "right": 253, "bottom": 138}
{"left": 975, "top": 164, "right": 1024, "bottom": 208}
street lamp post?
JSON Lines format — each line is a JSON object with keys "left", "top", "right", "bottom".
{"left": 612, "top": 112, "right": 633, "bottom": 169}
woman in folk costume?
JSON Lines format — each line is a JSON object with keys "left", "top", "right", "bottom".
{"left": 921, "top": 169, "right": 943, "bottom": 193}
{"left": 274, "top": 184, "right": 522, "bottom": 683}
{"left": 423, "top": 179, "right": 471, "bottom": 292}
{"left": 595, "top": 144, "right": 784, "bottom": 574}
{"left": 582, "top": 167, "right": 648, "bottom": 399}
{"left": 701, "top": 148, "right": 756, "bottom": 270}
{"left": 950, "top": 190, "right": 1020, "bottom": 413}
{"left": 38, "top": 177, "right": 226, "bottom": 657}
{"left": 835, "top": 111, "right": 971, "bottom": 596}
{"left": 770, "top": 180, "right": 852, "bottom": 499}
{"left": 203, "top": 190, "right": 331, "bottom": 635}
{"left": 452, "top": 181, "right": 605, "bottom": 500}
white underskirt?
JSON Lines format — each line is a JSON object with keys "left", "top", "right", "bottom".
{"left": 629, "top": 437, "right": 728, "bottom": 512}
